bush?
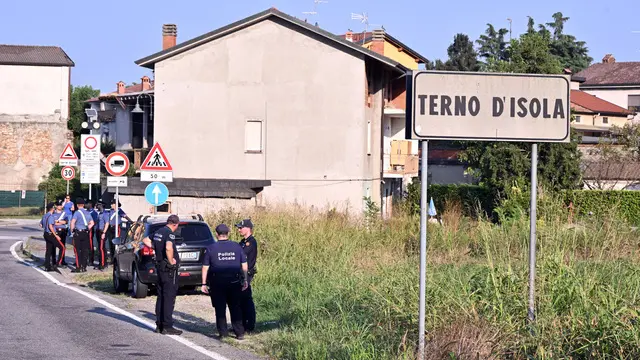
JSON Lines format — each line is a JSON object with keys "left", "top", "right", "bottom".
{"left": 565, "top": 190, "right": 640, "bottom": 225}
{"left": 405, "top": 182, "right": 494, "bottom": 218}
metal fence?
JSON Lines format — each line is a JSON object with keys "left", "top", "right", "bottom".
{"left": 0, "top": 190, "right": 46, "bottom": 208}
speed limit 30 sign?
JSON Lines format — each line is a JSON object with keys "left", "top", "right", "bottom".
{"left": 61, "top": 166, "right": 75, "bottom": 181}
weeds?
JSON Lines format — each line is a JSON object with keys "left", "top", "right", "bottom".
{"left": 204, "top": 200, "right": 640, "bottom": 359}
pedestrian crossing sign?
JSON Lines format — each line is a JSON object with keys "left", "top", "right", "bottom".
{"left": 140, "top": 143, "right": 173, "bottom": 171}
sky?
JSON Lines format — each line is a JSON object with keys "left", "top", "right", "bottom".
{"left": 1, "top": 0, "right": 638, "bottom": 93}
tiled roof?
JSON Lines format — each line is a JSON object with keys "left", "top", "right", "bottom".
{"left": 570, "top": 90, "right": 632, "bottom": 116}
{"left": 338, "top": 31, "right": 430, "bottom": 64}
{"left": 0, "top": 44, "right": 74, "bottom": 66}
{"left": 576, "top": 62, "right": 640, "bottom": 87}
{"left": 583, "top": 161, "right": 640, "bottom": 180}
{"left": 135, "top": 8, "right": 404, "bottom": 73}
{"left": 87, "top": 81, "right": 155, "bottom": 102}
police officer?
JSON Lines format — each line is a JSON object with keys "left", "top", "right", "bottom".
{"left": 62, "top": 194, "right": 74, "bottom": 262}
{"left": 103, "top": 199, "right": 133, "bottom": 264}
{"left": 40, "top": 202, "right": 57, "bottom": 271}
{"left": 70, "top": 198, "right": 95, "bottom": 273}
{"left": 141, "top": 214, "right": 183, "bottom": 335}
{"left": 235, "top": 219, "right": 257, "bottom": 333}
{"left": 201, "top": 224, "right": 248, "bottom": 340}
{"left": 86, "top": 201, "right": 99, "bottom": 267}
{"left": 52, "top": 199, "right": 69, "bottom": 267}
{"left": 95, "top": 201, "right": 108, "bottom": 270}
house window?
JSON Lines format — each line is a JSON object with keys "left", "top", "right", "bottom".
{"left": 629, "top": 95, "right": 640, "bottom": 112}
{"left": 245, "top": 119, "right": 263, "bottom": 153}
{"left": 575, "top": 115, "right": 581, "bottom": 123}
{"left": 156, "top": 201, "right": 171, "bottom": 213}
{"left": 603, "top": 117, "right": 609, "bottom": 124}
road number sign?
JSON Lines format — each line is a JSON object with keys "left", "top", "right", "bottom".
{"left": 61, "top": 166, "right": 75, "bottom": 181}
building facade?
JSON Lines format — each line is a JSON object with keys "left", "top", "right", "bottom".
{"left": 128, "top": 8, "right": 408, "bottom": 215}
{"left": 0, "top": 45, "right": 74, "bottom": 190}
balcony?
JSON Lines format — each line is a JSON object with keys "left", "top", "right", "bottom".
{"left": 383, "top": 140, "right": 419, "bottom": 177}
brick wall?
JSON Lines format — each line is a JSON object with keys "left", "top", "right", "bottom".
{"left": 0, "top": 116, "right": 71, "bottom": 190}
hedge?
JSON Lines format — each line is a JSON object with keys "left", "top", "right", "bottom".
{"left": 564, "top": 190, "right": 640, "bottom": 225}
{"left": 408, "top": 182, "right": 640, "bottom": 225}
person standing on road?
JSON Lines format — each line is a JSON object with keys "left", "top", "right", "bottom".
{"left": 235, "top": 219, "right": 257, "bottom": 333}
{"left": 40, "top": 202, "right": 57, "bottom": 272}
{"left": 59, "top": 195, "right": 74, "bottom": 266}
{"left": 141, "top": 214, "right": 183, "bottom": 335}
{"left": 103, "top": 199, "right": 133, "bottom": 264}
{"left": 95, "top": 201, "right": 108, "bottom": 270}
{"left": 52, "top": 200, "right": 69, "bottom": 267}
{"left": 86, "top": 201, "right": 99, "bottom": 267}
{"left": 201, "top": 224, "right": 248, "bottom": 340}
{"left": 70, "top": 198, "right": 94, "bottom": 273}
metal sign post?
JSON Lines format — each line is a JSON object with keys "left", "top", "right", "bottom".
{"left": 406, "top": 70, "right": 570, "bottom": 358}
{"left": 528, "top": 143, "right": 538, "bottom": 322}
{"left": 417, "top": 140, "right": 428, "bottom": 359}
{"left": 66, "top": 180, "right": 69, "bottom": 195}
{"left": 115, "top": 186, "right": 119, "bottom": 241}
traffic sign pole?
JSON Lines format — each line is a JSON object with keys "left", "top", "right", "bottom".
{"left": 66, "top": 180, "right": 69, "bottom": 195}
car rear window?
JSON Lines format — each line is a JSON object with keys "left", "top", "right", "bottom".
{"left": 147, "top": 223, "right": 214, "bottom": 242}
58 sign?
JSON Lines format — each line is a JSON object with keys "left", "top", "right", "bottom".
{"left": 61, "top": 166, "right": 75, "bottom": 181}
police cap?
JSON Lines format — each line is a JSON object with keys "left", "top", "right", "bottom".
{"left": 76, "top": 197, "right": 85, "bottom": 205}
{"left": 235, "top": 219, "right": 253, "bottom": 229}
{"left": 46, "top": 202, "right": 55, "bottom": 210}
{"left": 215, "top": 224, "right": 230, "bottom": 235}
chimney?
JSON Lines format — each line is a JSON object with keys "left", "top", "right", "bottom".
{"left": 116, "top": 81, "right": 126, "bottom": 95}
{"left": 141, "top": 75, "right": 151, "bottom": 91}
{"left": 370, "top": 29, "right": 385, "bottom": 56}
{"left": 602, "top": 54, "right": 615, "bottom": 64}
{"left": 162, "top": 24, "right": 177, "bottom": 50}
{"left": 345, "top": 30, "right": 353, "bottom": 42}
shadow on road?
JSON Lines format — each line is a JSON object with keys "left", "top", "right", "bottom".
{"left": 87, "top": 306, "right": 152, "bottom": 332}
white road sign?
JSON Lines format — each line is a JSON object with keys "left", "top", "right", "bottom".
{"left": 141, "top": 171, "right": 173, "bottom": 182}
{"left": 407, "top": 71, "right": 571, "bottom": 142}
{"left": 81, "top": 161, "right": 100, "bottom": 184}
{"left": 107, "top": 176, "right": 128, "bottom": 187}
{"left": 81, "top": 134, "right": 101, "bottom": 163}
{"left": 61, "top": 166, "right": 75, "bottom": 181}
{"left": 59, "top": 143, "right": 78, "bottom": 166}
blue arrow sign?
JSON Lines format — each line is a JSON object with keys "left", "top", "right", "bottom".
{"left": 144, "top": 182, "right": 169, "bottom": 207}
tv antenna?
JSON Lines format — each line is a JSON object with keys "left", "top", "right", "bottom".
{"left": 303, "top": 0, "right": 328, "bottom": 18}
{"left": 351, "top": 12, "right": 381, "bottom": 44}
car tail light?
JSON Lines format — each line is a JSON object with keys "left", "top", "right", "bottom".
{"left": 141, "top": 245, "right": 155, "bottom": 256}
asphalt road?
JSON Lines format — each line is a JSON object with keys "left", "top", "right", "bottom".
{"left": 0, "top": 220, "right": 218, "bottom": 360}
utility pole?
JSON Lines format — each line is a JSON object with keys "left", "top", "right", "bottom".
{"left": 507, "top": 18, "right": 512, "bottom": 41}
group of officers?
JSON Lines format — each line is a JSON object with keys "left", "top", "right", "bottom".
{"left": 143, "top": 215, "right": 258, "bottom": 340}
{"left": 39, "top": 196, "right": 132, "bottom": 272}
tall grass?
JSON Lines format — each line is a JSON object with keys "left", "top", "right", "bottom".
{"left": 206, "top": 198, "right": 640, "bottom": 360}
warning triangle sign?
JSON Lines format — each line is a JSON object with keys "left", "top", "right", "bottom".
{"left": 59, "top": 143, "right": 78, "bottom": 160}
{"left": 140, "top": 143, "right": 173, "bottom": 171}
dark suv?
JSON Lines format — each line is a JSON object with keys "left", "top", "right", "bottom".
{"left": 112, "top": 214, "right": 215, "bottom": 299}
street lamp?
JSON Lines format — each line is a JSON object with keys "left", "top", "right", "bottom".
{"left": 131, "top": 93, "right": 153, "bottom": 114}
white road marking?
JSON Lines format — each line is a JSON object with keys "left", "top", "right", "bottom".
{"left": 10, "top": 240, "right": 229, "bottom": 360}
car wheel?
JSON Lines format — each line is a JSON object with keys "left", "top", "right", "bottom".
{"left": 131, "top": 266, "right": 149, "bottom": 299}
{"left": 113, "top": 262, "right": 129, "bottom": 293}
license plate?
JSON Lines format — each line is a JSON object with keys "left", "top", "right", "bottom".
{"left": 179, "top": 251, "right": 199, "bottom": 261}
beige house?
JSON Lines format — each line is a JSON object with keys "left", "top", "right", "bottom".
{"left": 0, "top": 45, "right": 74, "bottom": 190}
{"left": 116, "top": 8, "right": 409, "bottom": 215}
{"left": 576, "top": 54, "right": 640, "bottom": 121}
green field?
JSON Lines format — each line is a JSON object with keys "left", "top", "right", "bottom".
{"left": 0, "top": 207, "right": 42, "bottom": 219}
{"left": 206, "top": 199, "right": 640, "bottom": 360}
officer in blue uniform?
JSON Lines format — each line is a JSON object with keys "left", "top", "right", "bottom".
{"left": 201, "top": 224, "right": 249, "bottom": 340}
{"left": 95, "top": 201, "right": 108, "bottom": 270}
{"left": 142, "top": 214, "right": 183, "bottom": 335}
{"left": 70, "top": 198, "right": 95, "bottom": 273}
{"left": 86, "top": 201, "right": 99, "bottom": 267}
{"left": 52, "top": 200, "right": 69, "bottom": 267}
{"left": 103, "top": 199, "right": 133, "bottom": 264}
{"left": 40, "top": 202, "right": 57, "bottom": 271}
{"left": 236, "top": 219, "right": 258, "bottom": 333}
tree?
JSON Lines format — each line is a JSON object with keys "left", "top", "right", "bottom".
{"left": 460, "top": 31, "right": 582, "bottom": 197}
{"left": 68, "top": 85, "right": 100, "bottom": 139}
{"left": 476, "top": 24, "right": 509, "bottom": 70}
{"left": 441, "top": 33, "right": 480, "bottom": 72}
{"left": 536, "top": 12, "right": 593, "bottom": 72}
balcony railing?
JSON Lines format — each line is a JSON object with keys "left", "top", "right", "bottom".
{"left": 383, "top": 153, "right": 419, "bottom": 176}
